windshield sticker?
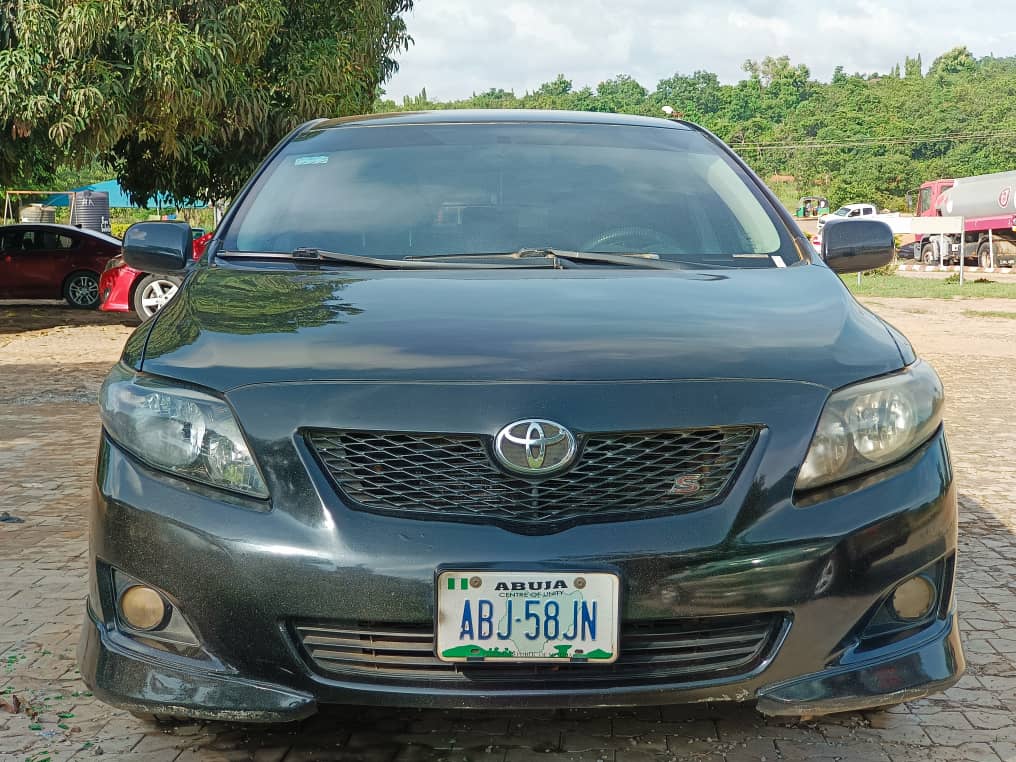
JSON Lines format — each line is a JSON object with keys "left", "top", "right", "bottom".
{"left": 771, "top": 255, "right": 787, "bottom": 268}
{"left": 294, "top": 155, "right": 329, "bottom": 166}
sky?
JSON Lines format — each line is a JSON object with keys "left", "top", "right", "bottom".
{"left": 384, "top": 1, "right": 1013, "bottom": 102}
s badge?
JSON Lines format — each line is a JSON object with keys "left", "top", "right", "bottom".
{"left": 669, "top": 473, "right": 703, "bottom": 496}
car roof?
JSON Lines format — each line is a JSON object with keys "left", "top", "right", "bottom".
{"left": 0, "top": 223, "right": 121, "bottom": 245}
{"left": 310, "top": 109, "right": 696, "bottom": 132}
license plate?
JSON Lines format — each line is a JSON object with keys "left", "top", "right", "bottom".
{"left": 436, "top": 570, "right": 620, "bottom": 664}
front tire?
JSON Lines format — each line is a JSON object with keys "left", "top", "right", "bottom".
{"left": 921, "top": 243, "right": 937, "bottom": 265}
{"left": 132, "top": 274, "right": 182, "bottom": 320}
{"left": 63, "top": 271, "right": 100, "bottom": 309}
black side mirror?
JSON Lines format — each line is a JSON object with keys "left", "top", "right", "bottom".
{"left": 123, "top": 222, "right": 192, "bottom": 274}
{"left": 822, "top": 219, "right": 895, "bottom": 274}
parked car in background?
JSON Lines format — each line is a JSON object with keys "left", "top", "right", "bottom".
{"left": 898, "top": 241, "right": 917, "bottom": 259}
{"left": 100, "top": 230, "right": 212, "bottom": 320}
{"left": 80, "top": 111, "right": 961, "bottom": 724}
{"left": 0, "top": 223, "right": 121, "bottom": 308}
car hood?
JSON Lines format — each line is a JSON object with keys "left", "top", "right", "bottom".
{"left": 139, "top": 264, "right": 905, "bottom": 390}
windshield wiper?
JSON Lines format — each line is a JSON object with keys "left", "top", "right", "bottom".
{"left": 406, "top": 248, "right": 681, "bottom": 269}
{"left": 217, "top": 248, "right": 558, "bottom": 270}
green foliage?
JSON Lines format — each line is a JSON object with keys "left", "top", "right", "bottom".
{"left": 377, "top": 48, "right": 1016, "bottom": 211}
{"left": 844, "top": 274, "right": 1016, "bottom": 299}
{"left": 963, "top": 309, "right": 1016, "bottom": 319}
{"left": 0, "top": 0, "right": 413, "bottom": 204}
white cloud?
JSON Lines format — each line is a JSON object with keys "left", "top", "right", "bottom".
{"left": 384, "top": 1, "right": 1014, "bottom": 102}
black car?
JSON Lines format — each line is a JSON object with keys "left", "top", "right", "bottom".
{"left": 897, "top": 241, "right": 917, "bottom": 259}
{"left": 79, "top": 110, "right": 962, "bottom": 722}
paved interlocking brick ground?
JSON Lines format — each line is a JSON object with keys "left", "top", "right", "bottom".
{"left": 2, "top": 297, "right": 1015, "bottom": 761}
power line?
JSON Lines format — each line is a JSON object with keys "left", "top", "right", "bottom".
{"left": 731, "top": 130, "right": 1016, "bottom": 152}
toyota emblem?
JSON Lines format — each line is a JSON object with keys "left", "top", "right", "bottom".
{"left": 493, "top": 419, "right": 577, "bottom": 475}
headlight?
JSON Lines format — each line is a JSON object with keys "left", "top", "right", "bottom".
{"left": 100, "top": 364, "right": 269, "bottom": 498}
{"left": 796, "top": 361, "right": 943, "bottom": 491}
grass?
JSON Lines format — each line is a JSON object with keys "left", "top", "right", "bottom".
{"left": 843, "top": 273, "right": 1016, "bottom": 299}
{"left": 963, "top": 309, "right": 1016, "bottom": 319}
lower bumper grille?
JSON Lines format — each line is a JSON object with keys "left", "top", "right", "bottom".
{"left": 294, "top": 614, "right": 784, "bottom": 687}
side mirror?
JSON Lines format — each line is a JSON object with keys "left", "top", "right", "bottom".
{"left": 123, "top": 222, "right": 192, "bottom": 274}
{"left": 822, "top": 219, "right": 895, "bottom": 274}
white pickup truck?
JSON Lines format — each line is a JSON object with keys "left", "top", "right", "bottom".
{"left": 816, "top": 203, "right": 880, "bottom": 232}
{"left": 816, "top": 203, "right": 908, "bottom": 235}
{"left": 811, "top": 203, "right": 912, "bottom": 253}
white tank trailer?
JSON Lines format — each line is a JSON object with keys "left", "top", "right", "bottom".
{"left": 934, "top": 170, "right": 1016, "bottom": 265}
{"left": 937, "top": 170, "right": 1016, "bottom": 218}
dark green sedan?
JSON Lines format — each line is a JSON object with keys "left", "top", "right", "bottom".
{"left": 78, "top": 110, "right": 962, "bottom": 723}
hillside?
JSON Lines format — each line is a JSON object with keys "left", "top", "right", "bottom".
{"left": 378, "top": 47, "right": 1016, "bottom": 211}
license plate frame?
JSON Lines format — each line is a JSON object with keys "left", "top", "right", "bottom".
{"left": 435, "top": 569, "right": 620, "bottom": 664}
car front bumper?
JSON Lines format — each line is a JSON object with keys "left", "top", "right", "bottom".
{"left": 79, "top": 428, "right": 963, "bottom": 721}
{"left": 78, "top": 602, "right": 961, "bottom": 721}
{"left": 99, "top": 265, "right": 139, "bottom": 313}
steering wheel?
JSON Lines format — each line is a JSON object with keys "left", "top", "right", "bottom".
{"left": 579, "top": 225, "right": 683, "bottom": 255}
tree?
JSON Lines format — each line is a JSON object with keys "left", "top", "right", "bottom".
{"left": 930, "top": 46, "right": 976, "bottom": 77}
{"left": 592, "top": 74, "right": 649, "bottom": 113}
{"left": 904, "top": 54, "right": 923, "bottom": 79}
{"left": 653, "top": 71, "right": 724, "bottom": 122}
{"left": 535, "top": 75, "right": 573, "bottom": 98}
{"left": 0, "top": 0, "right": 413, "bottom": 203}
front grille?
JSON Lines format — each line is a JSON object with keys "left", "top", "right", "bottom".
{"left": 306, "top": 426, "right": 757, "bottom": 530}
{"left": 294, "top": 614, "right": 784, "bottom": 686}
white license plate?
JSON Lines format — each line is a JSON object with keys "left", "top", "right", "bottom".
{"left": 436, "top": 570, "right": 620, "bottom": 664}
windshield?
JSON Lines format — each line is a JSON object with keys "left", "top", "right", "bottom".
{"left": 833, "top": 207, "right": 851, "bottom": 217}
{"left": 224, "top": 122, "right": 798, "bottom": 268}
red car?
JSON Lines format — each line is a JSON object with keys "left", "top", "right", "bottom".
{"left": 100, "top": 231, "right": 212, "bottom": 320}
{"left": 0, "top": 224, "right": 121, "bottom": 308}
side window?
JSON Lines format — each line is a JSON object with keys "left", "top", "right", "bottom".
{"left": 37, "top": 232, "right": 59, "bottom": 250}
{"left": 0, "top": 231, "right": 21, "bottom": 250}
{"left": 56, "top": 235, "right": 76, "bottom": 249}
{"left": 862, "top": 207, "right": 873, "bottom": 216}
{"left": 848, "top": 209, "right": 859, "bottom": 217}
{"left": 917, "top": 189, "right": 931, "bottom": 215}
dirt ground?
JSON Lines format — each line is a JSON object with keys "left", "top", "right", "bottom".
{"left": 2, "top": 295, "right": 1016, "bottom": 761}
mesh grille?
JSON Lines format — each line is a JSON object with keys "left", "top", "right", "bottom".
{"left": 294, "top": 614, "right": 783, "bottom": 686}
{"left": 306, "top": 426, "right": 757, "bottom": 530}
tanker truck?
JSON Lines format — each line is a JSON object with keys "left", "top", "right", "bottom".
{"left": 913, "top": 171, "right": 1016, "bottom": 267}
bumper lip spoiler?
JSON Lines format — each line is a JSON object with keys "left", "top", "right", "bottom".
{"left": 756, "top": 608, "right": 964, "bottom": 717}
{"left": 77, "top": 605, "right": 317, "bottom": 724}
{"left": 79, "top": 600, "right": 962, "bottom": 723}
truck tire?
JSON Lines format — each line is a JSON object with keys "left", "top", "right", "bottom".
{"left": 921, "top": 243, "right": 938, "bottom": 265}
{"left": 978, "top": 240, "right": 994, "bottom": 268}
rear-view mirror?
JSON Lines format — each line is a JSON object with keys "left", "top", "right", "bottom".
{"left": 122, "top": 222, "right": 192, "bottom": 274}
{"left": 822, "top": 219, "right": 895, "bottom": 274}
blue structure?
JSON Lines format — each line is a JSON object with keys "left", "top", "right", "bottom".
{"left": 46, "top": 179, "right": 204, "bottom": 209}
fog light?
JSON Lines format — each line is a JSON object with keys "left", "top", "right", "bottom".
{"left": 119, "top": 586, "right": 168, "bottom": 630}
{"left": 891, "top": 576, "right": 936, "bottom": 620}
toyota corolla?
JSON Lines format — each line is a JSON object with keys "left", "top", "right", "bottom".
{"left": 78, "top": 110, "right": 962, "bottom": 722}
